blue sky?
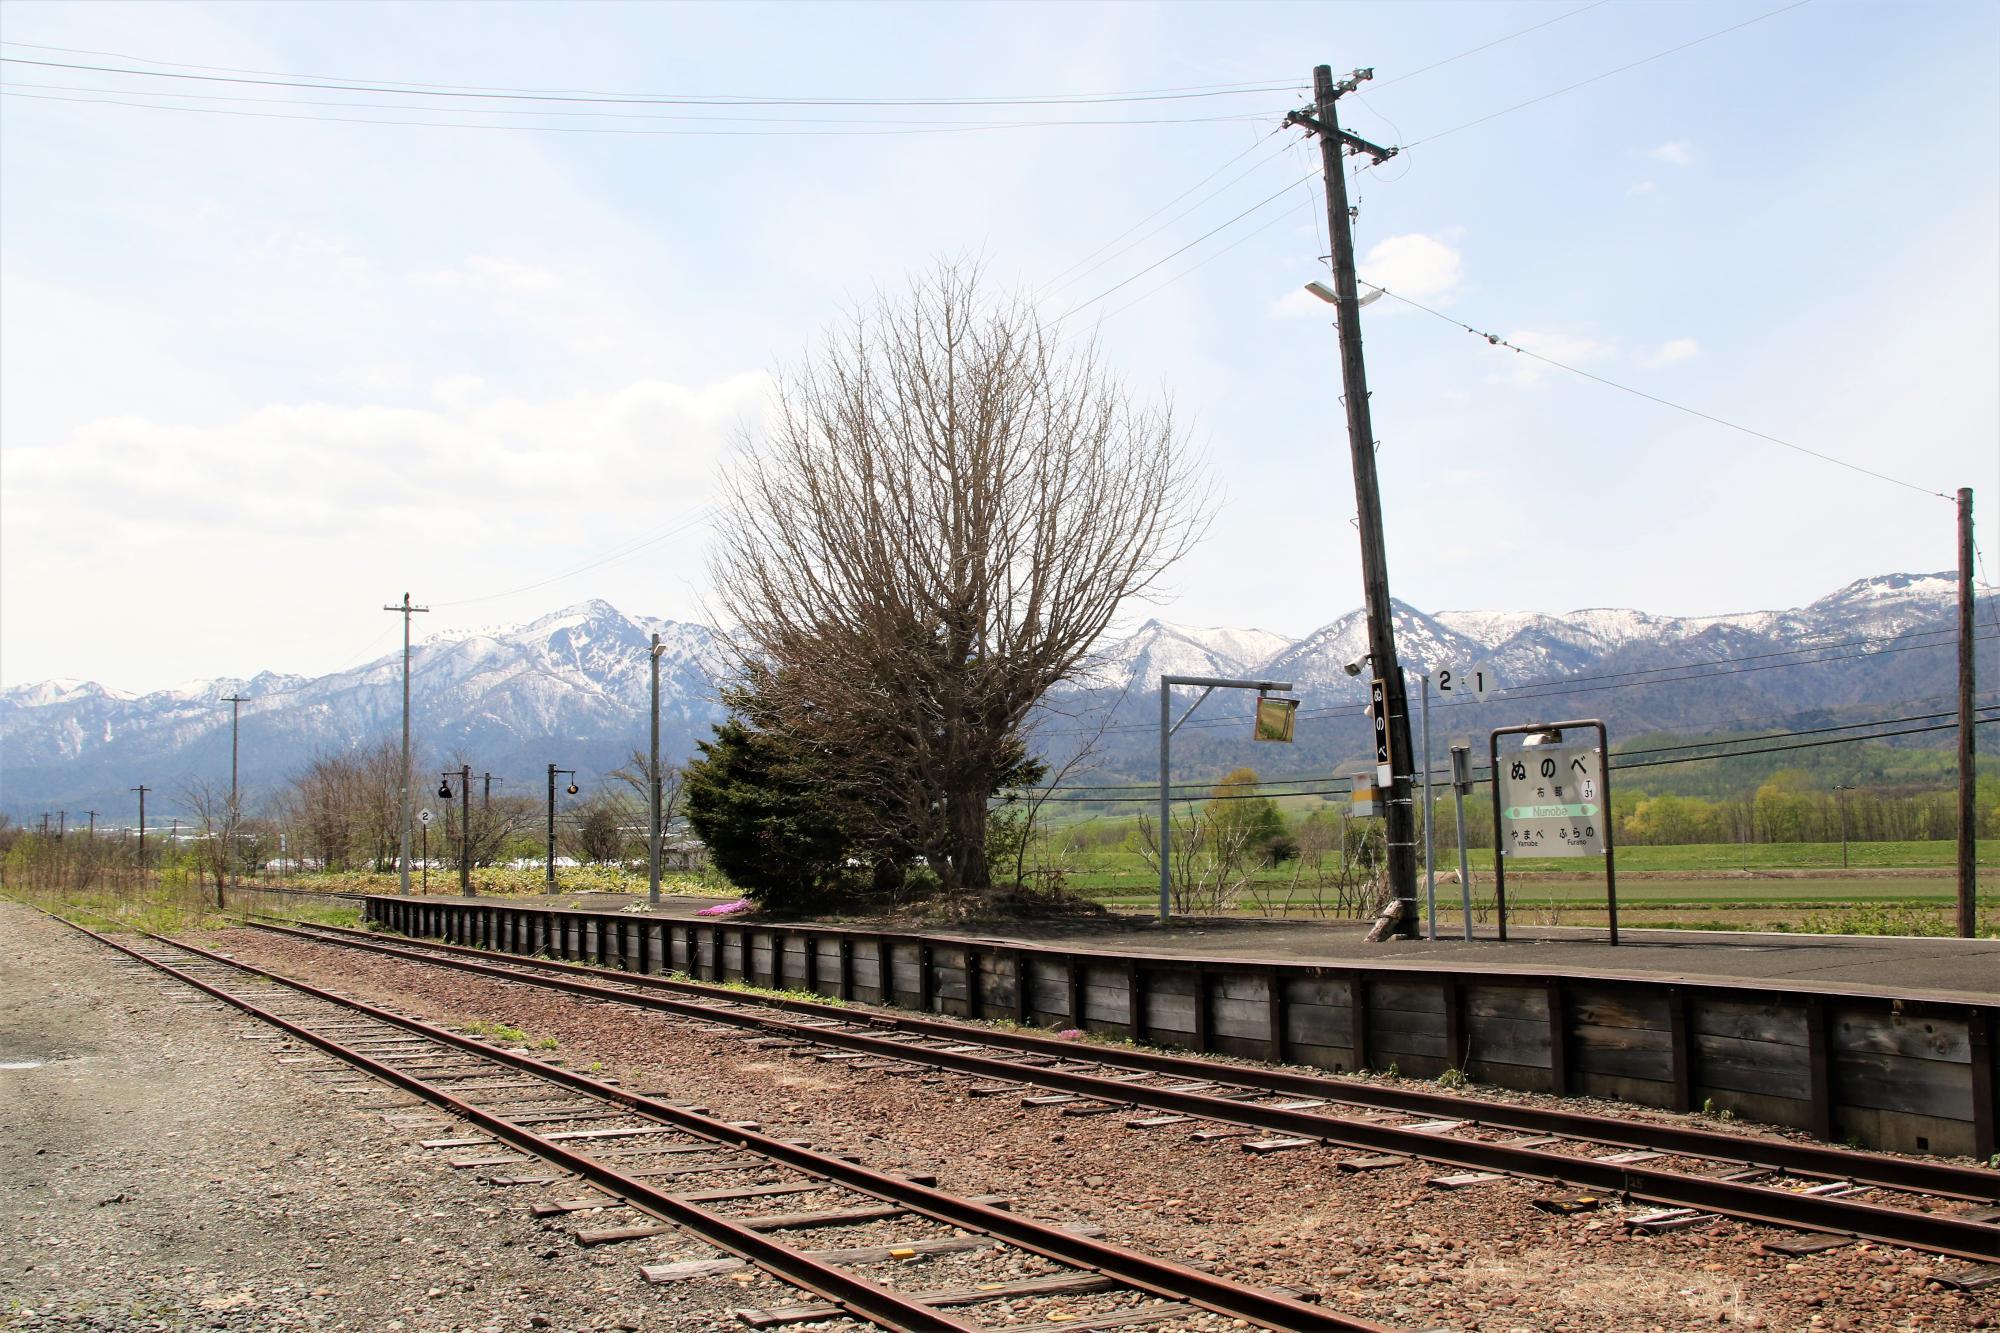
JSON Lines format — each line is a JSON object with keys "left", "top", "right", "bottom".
{"left": 2, "top": 0, "right": 1995, "bottom": 692}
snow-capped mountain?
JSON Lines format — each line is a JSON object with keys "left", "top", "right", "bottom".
{"left": 2, "top": 575, "right": 1990, "bottom": 819}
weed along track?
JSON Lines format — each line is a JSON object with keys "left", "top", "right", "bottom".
{"left": 236, "top": 913, "right": 2000, "bottom": 1275}
{"left": 39, "top": 907, "right": 1372, "bottom": 1332}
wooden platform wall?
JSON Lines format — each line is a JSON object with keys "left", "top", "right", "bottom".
{"left": 363, "top": 897, "right": 1998, "bottom": 1159}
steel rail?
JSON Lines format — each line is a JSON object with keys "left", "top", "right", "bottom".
{"left": 254, "top": 914, "right": 2000, "bottom": 1203}
{"left": 39, "top": 912, "right": 976, "bottom": 1332}
{"left": 46, "top": 909, "right": 1373, "bottom": 1332}
{"left": 243, "top": 915, "right": 2000, "bottom": 1263}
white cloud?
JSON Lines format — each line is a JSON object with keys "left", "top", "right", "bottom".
{"left": 1491, "top": 330, "right": 1610, "bottom": 386}
{"left": 1358, "top": 233, "right": 1462, "bottom": 299}
{"left": 1649, "top": 338, "right": 1701, "bottom": 366}
{"left": 412, "top": 255, "right": 565, "bottom": 297}
{"left": 1628, "top": 180, "right": 1659, "bottom": 196}
{"left": 1650, "top": 140, "right": 1696, "bottom": 167}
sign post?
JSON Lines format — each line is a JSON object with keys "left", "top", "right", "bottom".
{"left": 1487, "top": 719, "right": 1618, "bottom": 945}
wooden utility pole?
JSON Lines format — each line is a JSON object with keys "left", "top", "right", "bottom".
{"left": 222, "top": 693, "right": 247, "bottom": 901}
{"left": 383, "top": 593, "right": 430, "bottom": 896}
{"left": 1957, "top": 487, "right": 1977, "bottom": 938}
{"left": 1288, "top": 65, "right": 1418, "bottom": 936}
{"left": 131, "top": 785, "right": 149, "bottom": 869}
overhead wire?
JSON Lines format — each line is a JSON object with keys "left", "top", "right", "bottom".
{"left": 0, "top": 88, "right": 1280, "bottom": 136}
{"left": 0, "top": 52, "right": 1303, "bottom": 108}
{"left": 1033, "top": 623, "right": 1975, "bottom": 739}
{"left": 1018, "top": 710, "right": 1999, "bottom": 803}
{"left": 1360, "top": 282, "right": 1953, "bottom": 500}
{"left": 1014, "top": 695, "right": 2000, "bottom": 796}
{"left": 1402, "top": 0, "right": 1816, "bottom": 148}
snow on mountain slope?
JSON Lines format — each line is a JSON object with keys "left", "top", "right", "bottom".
{"left": 3, "top": 573, "right": 1984, "bottom": 816}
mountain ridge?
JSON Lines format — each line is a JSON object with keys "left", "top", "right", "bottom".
{"left": 3, "top": 572, "right": 1990, "bottom": 820}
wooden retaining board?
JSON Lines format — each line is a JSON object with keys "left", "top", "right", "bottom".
{"left": 363, "top": 896, "right": 1998, "bottom": 1157}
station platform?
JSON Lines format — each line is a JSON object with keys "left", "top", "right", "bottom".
{"left": 350, "top": 888, "right": 2000, "bottom": 1005}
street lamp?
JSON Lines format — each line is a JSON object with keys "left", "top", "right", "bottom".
{"left": 546, "top": 764, "right": 579, "bottom": 892}
{"left": 438, "top": 766, "right": 473, "bottom": 897}
{"left": 1833, "top": 784, "right": 1856, "bottom": 870}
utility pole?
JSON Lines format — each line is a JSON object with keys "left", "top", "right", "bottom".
{"left": 649, "top": 632, "right": 665, "bottom": 908}
{"left": 57, "top": 811, "right": 65, "bottom": 840}
{"left": 1288, "top": 65, "right": 1418, "bottom": 936}
{"left": 1956, "top": 487, "right": 1978, "bottom": 938}
{"left": 86, "top": 810, "right": 97, "bottom": 838}
{"left": 383, "top": 593, "right": 431, "bottom": 896}
{"left": 222, "top": 693, "right": 246, "bottom": 898}
{"left": 132, "top": 785, "right": 149, "bottom": 871}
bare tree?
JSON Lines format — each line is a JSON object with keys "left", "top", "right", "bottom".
{"left": 177, "top": 778, "right": 233, "bottom": 904}
{"left": 711, "top": 262, "right": 1210, "bottom": 896}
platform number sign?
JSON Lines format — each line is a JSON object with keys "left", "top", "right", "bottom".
{"left": 1436, "top": 665, "right": 1494, "bottom": 701}
{"left": 1496, "top": 745, "right": 1604, "bottom": 857}
{"left": 418, "top": 808, "right": 434, "bottom": 826}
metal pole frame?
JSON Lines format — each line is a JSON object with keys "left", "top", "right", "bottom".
{"left": 546, "top": 764, "right": 577, "bottom": 894}
{"left": 1157, "top": 674, "right": 1294, "bottom": 921}
{"left": 1488, "top": 719, "right": 1617, "bottom": 946}
{"left": 1419, "top": 671, "right": 1436, "bottom": 940}
{"left": 458, "top": 764, "right": 473, "bottom": 898}
{"left": 649, "top": 633, "right": 663, "bottom": 908}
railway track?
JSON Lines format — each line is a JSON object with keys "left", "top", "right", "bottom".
{"left": 239, "top": 912, "right": 2000, "bottom": 1269}
{"left": 38, "top": 905, "right": 1376, "bottom": 1332}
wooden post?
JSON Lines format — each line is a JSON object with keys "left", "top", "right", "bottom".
{"left": 1013, "top": 950, "right": 1030, "bottom": 1023}
{"left": 1970, "top": 1007, "right": 1995, "bottom": 1159}
{"left": 1442, "top": 975, "right": 1463, "bottom": 1074}
{"left": 838, "top": 936, "right": 854, "bottom": 1000}
{"left": 1546, "top": 978, "right": 1569, "bottom": 1095}
{"left": 918, "top": 942, "right": 933, "bottom": 1012}
{"left": 965, "top": 946, "right": 982, "bottom": 1019}
{"left": 1267, "top": 967, "right": 1287, "bottom": 1064}
{"left": 1667, "top": 986, "right": 1694, "bottom": 1113}
{"left": 1806, "top": 996, "right": 1833, "bottom": 1142}
{"left": 1067, "top": 956, "right": 1085, "bottom": 1029}
{"left": 1190, "top": 964, "right": 1209, "bottom": 1053}
{"left": 1127, "top": 959, "right": 1144, "bottom": 1042}
{"left": 1350, "top": 970, "right": 1370, "bottom": 1072}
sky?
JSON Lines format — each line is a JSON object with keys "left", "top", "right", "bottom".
{"left": 2, "top": 0, "right": 1996, "bottom": 694}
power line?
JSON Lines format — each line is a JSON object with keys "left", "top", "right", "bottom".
{"left": 0, "top": 88, "right": 1280, "bottom": 136}
{"left": 1403, "top": 0, "right": 1816, "bottom": 148}
{"left": 1055, "top": 172, "right": 1320, "bottom": 321}
{"left": 1015, "top": 698, "right": 2000, "bottom": 796}
{"left": 432, "top": 504, "right": 718, "bottom": 609}
{"left": 1037, "top": 132, "right": 1296, "bottom": 300}
{"left": 0, "top": 79, "right": 1292, "bottom": 129}
{"left": 1020, "top": 712, "right": 1998, "bottom": 803}
{"left": 1362, "top": 282, "right": 1952, "bottom": 500}
{"left": 1035, "top": 624, "right": 1981, "bottom": 739}
{"left": 0, "top": 53, "right": 1305, "bottom": 109}
{"left": 1369, "top": 0, "right": 1616, "bottom": 92}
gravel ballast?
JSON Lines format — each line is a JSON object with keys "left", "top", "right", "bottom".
{"left": 203, "top": 924, "right": 1997, "bottom": 1332}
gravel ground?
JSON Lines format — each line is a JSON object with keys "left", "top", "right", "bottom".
{"left": 0, "top": 903, "right": 873, "bottom": 1333}
{"left": 206, "top": 925, "right": 1998, "bottom": 1332}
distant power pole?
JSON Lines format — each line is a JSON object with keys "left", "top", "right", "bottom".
{"left": 383, "top": 593, "right": 431, "bottom": 896}
{"left": 1288, "top": 65, "right": 1418, "bottom": 936}
{"left": 1956, "top": 487, "right": 1978, "bottom": 938}
{"left": 222, "top": 693, "right": 247, "bottom": 897}
{"left": 86, "top": 810, "right": 97, "bottom": 838}
{"left": 132, "top": 785, "right": 150, "bottom": 868}
{"left": 57, "top": 811, "right": 65, "bottom": 840}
